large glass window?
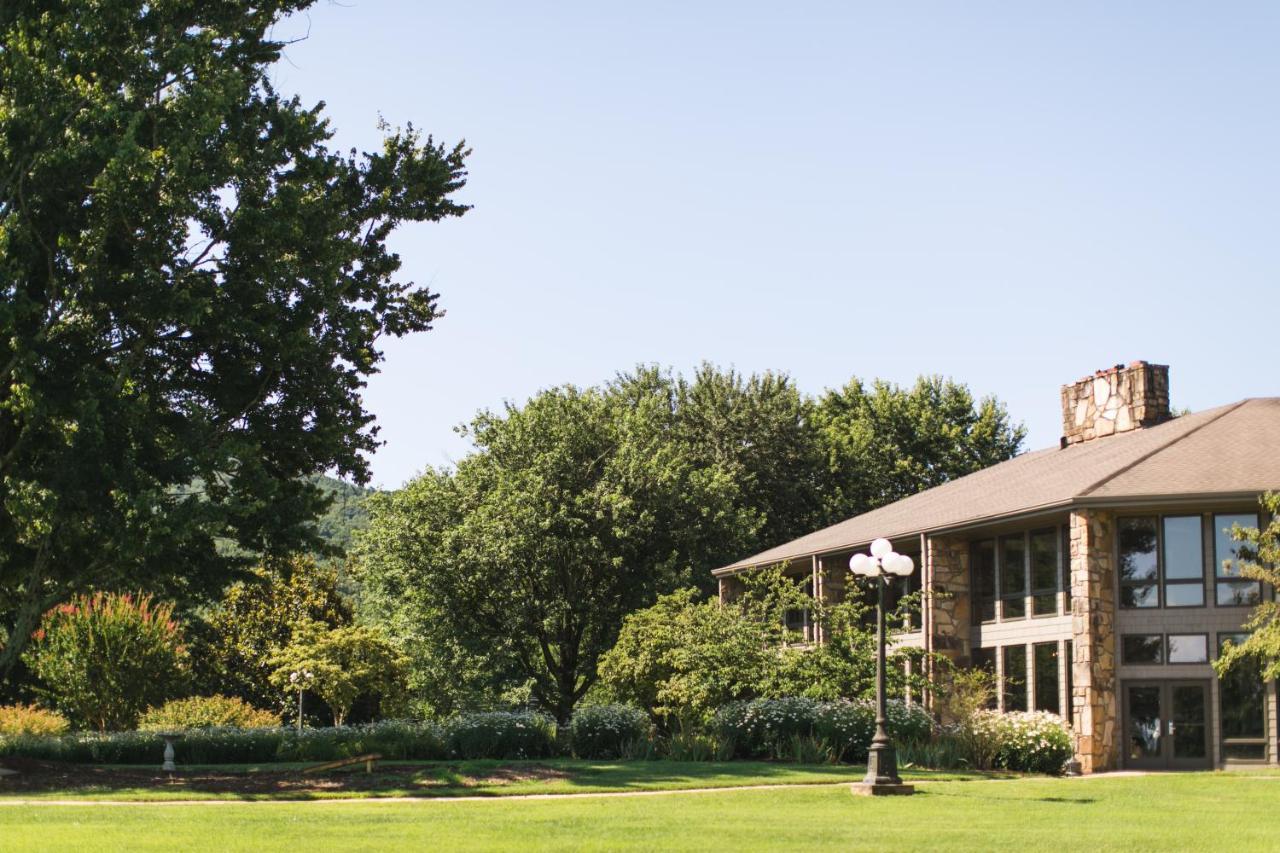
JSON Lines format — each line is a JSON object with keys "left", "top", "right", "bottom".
{"left": 1033, "top": 642, "right": 1060, "bottom": 714}
{"left": 971, "top": 647, "right": 998, "bottom": 710}
{"left": 1121, "top": 634, "right": 1163, "bottom": 664}
{"left": 1167, "top": 634, "right": 1208, "bottom": 664}
{"left": 971, "top": 540, "right": 996, "bottom": 624}
{"left": 1030, "top": 529, "right": 1059, "bottom": 616}
{"left": 1162, "top": 516, "right": 1205, "bottom": 607}
{"left": 1000, "top": 535, "right": 1027, "bottom": 620}
{"left": 1215, "top": 514, "right": 1261, "bottom": 607}
{"left": 1002, "top": 645, "right": 1027, "bottom": 711}
{"left": 1118, "top": 517, "right": 1159, "bottom": 608}
{"left": 1218, "top": 633, "right": 1268, "bottom": 761}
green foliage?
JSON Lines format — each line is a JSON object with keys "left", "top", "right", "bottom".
{"left": 712, "top": 697, "right": 933, "bottom": 762}
{"left": 0, "top": 0, "right": 469, "bottom": 684}
{"left": 268, "top": 623, "right": 407, "bottom": 727}
{"left": 24, "top": 592, "right": 187, "bottom": 731}
{"left": 568, "top": 704, "right": 650, "bottom": 759}
{"left": 1213, "top": 493, "right": 1280, "bottom": 681}
{"left": 357, "top": 374, "right": 758, "bottom": 725}
{"left": 597, "top": 588, "right": 775, "bottom": 728}
{"left": 443, "top": 711, "right": 557, "bottom": 760}
{"left": 971, "top": 711, "right": 1073, "bottom": 774}
{"left": 195, "top": 557, "right": 352, "bottom": 715}
{"left": 0, "top": 720, "right": 446, "bottom": 764}
{"left": 308, "top": 475, "right": 375, "bottom": 559}
{"left": 0, "top": 703, "right": 69, "bottom": 737}
{"left": 598, "top": 568, "right": 926, "bottom": 727}
{"left": 814, "top": 376, "right": 1025, "bottom": 521}
{"left": 137, "top": 695, "right": 281, "bottom": 731}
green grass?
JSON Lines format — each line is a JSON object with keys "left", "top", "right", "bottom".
{"left": 1, "top": 773, "right": 1277, "bottom": 851}
{"left": 0, "top": 759, "right": 986, "bottom": 801}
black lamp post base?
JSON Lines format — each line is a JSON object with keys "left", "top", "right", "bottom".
{"left": 850, "top": 782, "right": 915, "bottom": 796}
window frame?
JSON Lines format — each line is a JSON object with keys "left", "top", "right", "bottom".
{"left": 1117, "top": 513, "right": 1208, "bottom": 610}
{"left": 1165, "top": 632, "right": 1209, "bottom": 665}
{"left": 1213, "top": 513, "right": 1262, "bottom": 609}
{"left": 1002, "top": 644, "right": 1028, "bottom": 712}
{"left": 1032, "top": 641, "right": 1061, "bottom": 714}
{"left": 1029, "top": 527, "right": 1061, "bottom": 617}
{"left": 1217, "top": 632, "right": 1269, "bottom": 763}
{"left": 999, "top": 534, "right": 1028, "bottom": 621}
{"left": 1120, "top": 633, "right": 1164, "bottom": 665}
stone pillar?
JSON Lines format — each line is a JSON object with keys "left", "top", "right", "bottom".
{"left": 1070, "top": 508, "right": 1118, "bottom": 773}
{"left": 925, "top": 535, "right": 971, "bottom": 713}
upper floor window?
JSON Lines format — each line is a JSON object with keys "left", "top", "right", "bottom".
{"left": 1118, "top": 515, "right": 1205, "bottom": 609}
{"left": 971, "top": 527, "right": 1063, "bottom": 624}
{"left": 1214, "top": 513, "right": 1261, "bottom": 607}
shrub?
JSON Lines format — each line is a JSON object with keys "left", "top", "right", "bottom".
{"left": 568, "top": 704, "right": 649, "bottom": 759}
{"left": 975, "top": 710, "right": 1073, "bottom": 774}
{"left": 714, "top": 697, "right": 932, "bottom": 762}
{"left": 0, "top": 704, "right": 70, "bottom": 737}
{"left": 138, "top": 696, "right": 281, "bottom": 731}
{"left": 443, "top": 711, "right": 556, "bottom": 759}
{"left": 0, "top": 720, "right": 446, "bottom": 765}
{"left": 25, "top": 592, "right": 187, "bottom": 731}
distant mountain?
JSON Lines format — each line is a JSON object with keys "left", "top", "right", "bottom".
{"left": 309, "top": 474, "right": 377, "bottom": 556}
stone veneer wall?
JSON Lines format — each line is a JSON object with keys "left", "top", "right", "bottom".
{"left": 1061, "top": 361, "right": 1170, "bottom": 445}
{"left": 1070, "top": 509, "right": 1118, "bottom": 773}
{"left": 925, "top": 535, "right": 971, "bottom": 714}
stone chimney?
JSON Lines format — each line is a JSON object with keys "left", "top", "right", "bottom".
{"left": 1060, "top": 361, "right": 1170, "bottom": 446}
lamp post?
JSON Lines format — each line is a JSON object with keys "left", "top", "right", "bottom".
{"left": 848, "top": 537, "right": 916, "bottom": 797}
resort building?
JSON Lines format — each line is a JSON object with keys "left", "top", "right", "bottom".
{"left": 713, "top": 362, "right": 1279, "bottom": 772}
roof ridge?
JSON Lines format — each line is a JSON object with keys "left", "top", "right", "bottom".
{"left": 1076, "top": 399, "right": 1250, "bottom": 498}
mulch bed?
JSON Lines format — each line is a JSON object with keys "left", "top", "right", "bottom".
{"left": 0, "top": 759, "right": 569, "bottom": 797}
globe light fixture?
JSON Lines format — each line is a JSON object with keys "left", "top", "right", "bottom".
{"left": 848, "top": 538, "right": 916, "bottom": 797}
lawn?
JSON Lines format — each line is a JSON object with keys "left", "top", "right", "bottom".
{"left": 2, "top": 771, "right": 1279, "bottom": 851}
{"left": 0, "top": 758, "right": 985, "bottom": 801}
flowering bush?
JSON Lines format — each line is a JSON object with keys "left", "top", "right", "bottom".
{"left": 970, "top": 710, "right": 1072, "bottom": 774}
{"left": 569, "top": 704, "right": 649, "bottom": 759}
{"left": 443, "top": 711, "right": 556, "bottom": 759}
{"left": 138, "top": 696, "right": 281, "bottom": 731}
{"left": 25, "top": 592, "right": 188, "bottom": 731}
{"left": 713, "top": 697, "right": 932, "bottom": 761}
{"left": 0, "top": 703, "right": 70, "bottom": 737}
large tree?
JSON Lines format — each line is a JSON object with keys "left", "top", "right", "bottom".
{"left": 0, "top": 1, "right": 468, "bottom": 680}
{"left": 813, "top": 376, "right": 1025, "bottom": 523}
{"left": 357, "top": 379, "right": 757, "bottom": 724}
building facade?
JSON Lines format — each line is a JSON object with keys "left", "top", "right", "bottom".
{"left": 714, "top": 362, "right": 1279, "bottom": 772}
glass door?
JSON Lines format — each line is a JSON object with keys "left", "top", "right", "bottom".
{"left": 1123, "top": 681, "right": 1212, "bottom": 769}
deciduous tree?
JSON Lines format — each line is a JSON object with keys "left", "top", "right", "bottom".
{"left": 0, "top": 1, "right": 469, "bottom": 682}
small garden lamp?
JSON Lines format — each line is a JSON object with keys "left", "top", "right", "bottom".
{"left": 848, "top": 537, "right": 916, "bottom": 796}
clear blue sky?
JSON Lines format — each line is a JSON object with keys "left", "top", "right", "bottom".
{"left": 271, "top": 2, "right": 1279, "bottom": 488}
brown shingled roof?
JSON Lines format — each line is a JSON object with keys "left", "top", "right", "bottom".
{"left": 714, "top": 398, "right": 1280, "bottom": 575}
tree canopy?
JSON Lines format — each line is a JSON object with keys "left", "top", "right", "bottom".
{"left": 358, "top": 365, "right": 1022, "bottom": 723}
{"left": 0, "top": 1, "right": 468, "bottom": 680}
{"left": 1213, "top": 493, "right": 1280, "bottom": 680}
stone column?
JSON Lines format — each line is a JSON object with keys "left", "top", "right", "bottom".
{"left": 925, "top": 535, "right": 971, "bottom": 713}
{"left": 1070, "top": 508, "right": 1118, "bottom": 773}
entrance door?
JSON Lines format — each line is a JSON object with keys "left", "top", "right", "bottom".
{"left": 1123, "top": 681, "right": 1212, "bottom": 769}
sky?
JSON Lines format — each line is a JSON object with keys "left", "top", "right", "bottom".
{"left": 269, "top": 1, "right": 1280, "bottom": 489}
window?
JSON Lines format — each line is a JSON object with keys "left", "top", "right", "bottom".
{"left": 1162, "top": 516, "right": 1205, "bottom": 607}
{"left": 886, "top": 561, "right": 922, "bottom": 630}
{"left": 1215, "top": 513, "right": 1261, "bottom": 607}
{"left": 1118, "top": 517, "right": 1158, "bottom": 608}
{"left": 972, "top": 647, "right": 998, "bottom": 709}
{"left": 1218, "top": 633, "right": 1267, "bottom": 761}
{"left": 1167, "top": 634, "right": 1208, "bottom": 664}
{"left": 1030, "top": 528, "right": 1059, "bottom": 616}
{"left": 971, "top": 539, "right": 996, "bottom": 624}
{"left": 1033, "top": 642, "right": 1060, "bottom": 714}
{"left": 1121, "top": 634, "right": 1163, "bottom": 664}
{"left": 1002, "top": 645, "right": 1027, "bottom": 711}
{"left": 783, "top": 577, "right": 813, "bottom": 640}
{"left": 1000, "top": 535, "right": 1027, "bottom": 620}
